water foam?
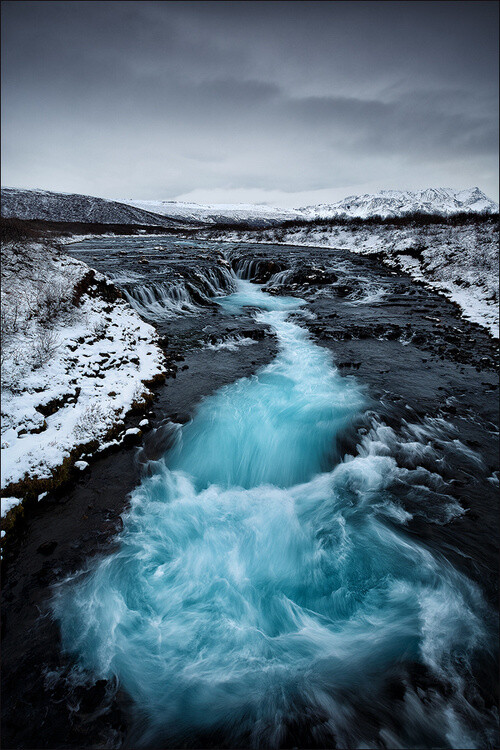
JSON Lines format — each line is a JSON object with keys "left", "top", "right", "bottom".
{"left": 122, "top": 267, "right": 236, "bottom": 319}
{"left": 53, "top": 280, "right": 496, "bottom": 748}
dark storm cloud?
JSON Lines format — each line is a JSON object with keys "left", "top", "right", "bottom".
{"left": 1, "top": 0, "right": 498, "bottom": 204}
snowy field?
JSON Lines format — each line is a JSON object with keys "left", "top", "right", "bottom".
{"left": 1, "top": 239, "right": 166, "bottom": 512}
{"left": 209, "top": 221, "right": 499, "bottom": 337}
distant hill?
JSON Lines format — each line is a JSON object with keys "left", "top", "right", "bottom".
{"left": 0, "top": 188, "right": 191, "bottom": 227}
{"left": 124, "top": 187, "right": 498, "bottom": 224}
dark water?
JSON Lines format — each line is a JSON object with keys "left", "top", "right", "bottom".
{"left": 52, "top": 235, "right": 498, "bottom": 748}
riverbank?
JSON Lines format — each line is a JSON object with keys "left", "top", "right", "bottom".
{"left": 201, "top": 219, "right": 499, "bottom": 337}
{"left": 1, "top": 238, "right": 167, "bottom": 528}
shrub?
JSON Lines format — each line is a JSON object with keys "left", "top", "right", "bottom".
{"left": 0, "top": 303, "right": 20, "bottom": 358}
{"left": 31, "top": 278, "right": 74, "bottom": 327}
{"left": 74, "top": 402, "right": 111, "bottom": 440}
{"left": 90, "top": 318, "right": 108, "bottom": 338}
{"left": 32, "top": 327, "right": 60, "bottom": 368}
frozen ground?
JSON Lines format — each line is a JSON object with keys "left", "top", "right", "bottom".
{"left": 208, "top": 221, "right": 499, "bottom": 337}
{"left": 1, "top": 239, "right": 166, "bottom": 510}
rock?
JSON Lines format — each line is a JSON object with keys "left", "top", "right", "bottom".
{"left": 244, "top": 328, "right": 267, "bottom": 341}
{"left": 337, "top": 362, "right": 361, "bottom": 370}
{"left": 122, "top": 428, "right": 143, "bottom": 447}
{"left": 37, "top": 540, "right": 57, "bottom": 555}
{"left": 74, "top": 679, "right": 108, "bottom": 714}
{"left": 335, "top": 284, "right": 355, "bottom": 297}
{"left": 287, "top": 267, "right": 338, "bottom": 287}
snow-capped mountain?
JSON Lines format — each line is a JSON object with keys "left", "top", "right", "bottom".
{"left": 0, "top": 188, "right": 189, "bottom": 227}
{"left": 296, "top": 187, "right": 498, "bottom": 220}
{"left": 1, "top": 186, "right": 497, "bottom": 228}
{"left": 125, "top": 188, "right": 497, "bottom": 224}
{"left": 122, "top": 199, "right": 301, "bottom": 226}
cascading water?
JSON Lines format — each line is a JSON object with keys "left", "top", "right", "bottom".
{"left": 53, "top": 280, "right": 496, "bottom": 749}
{"left": 122, "top": 266, "right": 237, "bottom": 320}
{"left": 122, "top": 280, "right": 200, "bottom": 319}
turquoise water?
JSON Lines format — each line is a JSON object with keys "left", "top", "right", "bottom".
{"left": 53, "top": 280, "right": 493, "bottom": 748}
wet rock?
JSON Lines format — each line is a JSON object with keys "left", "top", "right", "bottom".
{"left": 37, "top": 540, "right": 58, "bottom": 555}
{"left": 412, "top": 332, "right": 428, "bottom": 345}
{"left": 232, "top": 258, "right": 288, "bottom": 283}
{"left": 287, "top": 267, "right": 338, "bottom": 286}
{"left": 334, "top": 282, "right": 357, "bottom": 297}
{"left": 337, "top": 362, "right": 361, "bottom": 370}
{"left": 74, "top": 679, "right": 108, "bottom": 714}
{"left": 122, "top": 428, "right": 142, "bottom": 447}
{"left": 244, "top": 327, "right": 267, "bottom": 341}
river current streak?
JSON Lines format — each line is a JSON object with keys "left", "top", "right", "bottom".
{"left": 54, "top": 280, "right": 495, "bottom": 749}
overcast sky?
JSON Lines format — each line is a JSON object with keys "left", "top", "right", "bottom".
{"left": 1, "top": 0, "right": 498, "bottom": 206}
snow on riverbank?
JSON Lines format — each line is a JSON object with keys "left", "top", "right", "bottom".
{"left": 1, "top": 239, "right": 166, "bottom": 508}
{"left": 208, "top": 221, "right": 499, "bottom": 337}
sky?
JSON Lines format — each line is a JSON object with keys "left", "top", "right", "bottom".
{"left": 1, "top": 0, "right": 498, "bottom": 206}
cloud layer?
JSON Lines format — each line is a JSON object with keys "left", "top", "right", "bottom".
{"left": 1, "top": 1, "right": 498, "bottom": 205}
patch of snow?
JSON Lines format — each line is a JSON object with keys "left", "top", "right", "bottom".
{"left": 74, "top": 461, "right": 89, "bottom": 471}
{"left": 1, "top": 240, "right": 166, "bottom": 491}
{"left": 122, "top": 199, "right": 299, "bottom": 225}
{"left": 1, "top": 497, "right": 21, "bottom": 518}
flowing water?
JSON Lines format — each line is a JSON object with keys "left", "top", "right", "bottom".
{"left": 53, "top": 276, "right": 497, "bottom": 748}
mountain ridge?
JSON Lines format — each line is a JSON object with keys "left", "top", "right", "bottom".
{"left": 1, "top": 186, "right": 497, "bottom": 227}
{"left": 297, "top": 187, "right": 498, "bottom": 220}
{"left": 0, "top": 187, "right": 190, "bottom": 227}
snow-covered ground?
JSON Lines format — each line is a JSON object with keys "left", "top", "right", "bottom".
{"left": 1, "top": 239, "right": 166, "bottom": 513}
{"left": 207, "top": 221, "right": 499, "bottom": 337}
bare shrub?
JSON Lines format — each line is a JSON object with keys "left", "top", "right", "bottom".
{"left": 26, "top": 277, "right": 74, "bottom": 328}
{"left": 74, "top": 402, "right": 111, "bottom": 440}
{"left": 0, "top": 302, "right": 20, "bottom": 358}
{"left": 32, "top": 327, "right": 60, "bottom": 368}
{"left": 90, "top": 318, "right": 107, "bottom": 338}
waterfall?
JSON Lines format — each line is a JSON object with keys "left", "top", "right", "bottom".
{"left": 122, "top": 265, "right": 237, "bottom": 319}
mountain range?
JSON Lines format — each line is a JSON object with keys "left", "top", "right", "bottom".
{"left": 297, "top": 187, "right": 498, "bottom": 220}
{"left": 1, "top": 186, "right": 497, "bottom": 227}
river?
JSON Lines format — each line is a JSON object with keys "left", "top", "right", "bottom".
{"left": 3, "top": 236, "right": 498, "bottom": 749}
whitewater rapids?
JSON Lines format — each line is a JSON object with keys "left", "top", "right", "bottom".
{"left": 53, "top": 280, "right": 496, "bottom": 749}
